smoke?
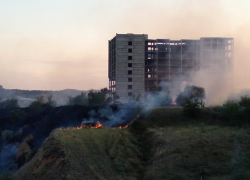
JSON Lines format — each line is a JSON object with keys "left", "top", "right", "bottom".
{"left": 81, "top": 83, "right": 173, "bottom": 127}
{"left": 143, "top": 81, "right": 172, "bottom": 111}
{"left": 0, "top": 143, "right": 18, "bottom": 173}
{"left": 188, "top": 67, "right": 232, "bottom": 105}
{"left": 82, "top": 102, "right": 139, "bottom": 128}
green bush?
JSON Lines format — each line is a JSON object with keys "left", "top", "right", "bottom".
{"left": 181, "top": 99, "right": 202, "bottom": 117}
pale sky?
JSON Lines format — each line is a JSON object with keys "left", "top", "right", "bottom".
{"left": 0, "top": 0, "right": 250, "bottom": 91}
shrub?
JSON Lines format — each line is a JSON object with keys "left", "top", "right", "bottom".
{"left": 181, "top": 99, "right": 202, "bottom": 117}
{"left": 1, "top": 130, "right": 14, "bottom": 141}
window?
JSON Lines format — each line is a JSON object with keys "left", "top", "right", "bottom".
{"left": 128, "top": 92, "right": 133, "bottom": 96}
{"left": 128, "top": 70, "right": 132, "bottom": 75}
{"left": 128, "top": 41, "right": 132, "bottom": 46}
{"left": 128, "top": 63, "right": 132, "bottom": 67}
{"left": 128, "top": 85, "right": 132, "bottom": 89}
{"left": 128, "top": 49, "right": 132, "bottom": 53}
{"left": 128, "top": 78, "right": 132, "bottom": 82}
{"left": 128, "top": 56, "right": 132, "bottom": 60}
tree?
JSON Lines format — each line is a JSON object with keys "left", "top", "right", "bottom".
{"left": 176, "top": 85, "right": 205, "bottom": 105}
{"left": 46, "top": 94, "right": 56, "bottom": 107}
{"left": 239, "top": 95, "right": 250, "bottom": 109}
{"left": 29, "top": 95, "right": 46, "bottom": 114}
{"left": 88, "top": 88, "right": 110, "bottom": 106}
{"left": 68, "top": 92, "right": 88, "bottom": 106}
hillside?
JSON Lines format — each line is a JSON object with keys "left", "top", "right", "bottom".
{"left": 6, "top": 107, "right": 250, "bottom": 180}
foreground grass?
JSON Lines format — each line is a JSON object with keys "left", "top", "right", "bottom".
{"left": 56, "top": 128, "right": 141, "bottom": 180}
{"left": 13, "top": 107, "right": 250, "bottom": 180}
{"left": 144, "top": 125, "right": 250, "bottom": 180}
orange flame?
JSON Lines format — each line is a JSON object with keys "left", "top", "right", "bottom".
{"left": 59, "top": 114, "right": 140, "bottom": 130}
{"left": 118, "top": 114, "right": 140, "bottom": 129}
{"left": 91, "top": 123, "right": 105, "bottom": 129}
{"left": 172, "top": 101, "right": 177, "bottom": 106}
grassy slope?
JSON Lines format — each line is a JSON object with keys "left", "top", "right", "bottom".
{"left": 14, "top": 128, "right": 142, "bottom": 180}
{"left": 13, "top": 107, "right": 250, "bottom": 180}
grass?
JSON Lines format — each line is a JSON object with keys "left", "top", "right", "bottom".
{"left": 13, "top": 107, "right": 250, "bottom": 180}
{"left": 56, "top": 128, "right": 141, "bottom": 180}
{"left": 144, "top": 125, "right": 250, "bottom": 180}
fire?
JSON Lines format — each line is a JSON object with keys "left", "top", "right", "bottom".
{"left": 91, "top": 123, "right": 105, "bottom": 129}
{"left": 171, "top": 101, "right": 177, "bottom": 106}
{"left": 59, "top": 114, "right": 140, "bottom": 130}
{"left": 118, "top": 114, "right": 140, "bottom": 129}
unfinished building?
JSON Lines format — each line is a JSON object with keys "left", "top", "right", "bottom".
{"left": 108, "top": 33, "right": 234, "bottom": 102}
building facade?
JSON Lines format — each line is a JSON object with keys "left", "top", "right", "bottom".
{"left": 108, "top": 33, "right": 234, "bottom": 102}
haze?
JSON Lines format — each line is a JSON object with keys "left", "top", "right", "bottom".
{"left": 0, "top": 0, "right": 250, "bottom": 92}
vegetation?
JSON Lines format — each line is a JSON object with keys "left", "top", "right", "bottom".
{"left": 181, "top": 98, "right": 202, "bottom": 117}
{"left": 29, "top": 94, "right": 56, "bottom": 114}
{"left": 176, "top": 85, "right": 205, "bottom": 105}
{"left": 223, "top": 101, "right": 240, "bottom": 120}
{"left": 88, "top": 88, "right": 109, "bottom": 106}
{"left": 10, "top": 109, "right": 24, "bottom": 123}
{"left": 0, "top": 99, "right": 19, "bottom": 108}
{"left": 68, "top": 92, "right": 88, "bottom": 106}
{"left": 46, "top": 94, "right": 56, "bottom": 107}
{"left": 68, "top": 88, "right": 110, "bottom": 106}
{"left": 29, "top": 96, "right": 45, "bottom": 114}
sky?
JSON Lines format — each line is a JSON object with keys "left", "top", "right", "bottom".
{"left": 0, "top": 0, "right": 250, "bottom": 91}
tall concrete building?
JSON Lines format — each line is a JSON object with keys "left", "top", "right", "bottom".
{"left": 108, "top": 33, "right": 234, "bottom": 102}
